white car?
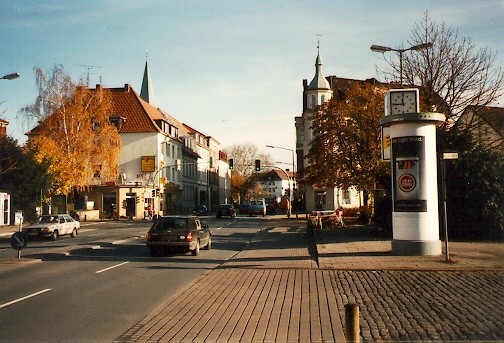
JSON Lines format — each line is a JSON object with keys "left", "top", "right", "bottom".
{"left": 24, "top": 214, "right": 80, "bottom": 240}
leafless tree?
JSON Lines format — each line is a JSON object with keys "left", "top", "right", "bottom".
{"left": 224, "top": 143, "right": 272, "bottom": 176}
{"left": 378, "top": 13, "right": 504, "bottom": 149}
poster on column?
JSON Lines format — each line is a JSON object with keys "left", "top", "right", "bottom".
{"left": 392, "top": 136, "right": 427, "bottom": 212}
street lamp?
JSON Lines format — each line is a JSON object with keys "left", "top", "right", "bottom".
{"left": 265, "top": 144, "right": 295, "bottom": 206}
{"left": 370, "top": 42, "right": 432, "bottom": 86}
{"left": 1, "top": 72, "right": 20, "bottom": 80}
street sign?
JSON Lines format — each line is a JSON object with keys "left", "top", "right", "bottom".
{"left": 443, "top": 152, "right": 459, "bottom": 160}
{"left": 10, "top": 232, "right": 28, "bottom": 251}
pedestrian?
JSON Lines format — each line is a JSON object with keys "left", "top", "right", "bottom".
{"left": 147, "top": 204, "right": 153, "bottom": 219}
{"left": 337, "top": 207, "right": 344, "bottom": 226}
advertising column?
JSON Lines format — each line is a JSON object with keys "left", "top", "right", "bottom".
{"left": 381, "top": 89, "right": 445, "bottom": 255}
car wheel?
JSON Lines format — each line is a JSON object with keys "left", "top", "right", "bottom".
{"left": 70, "top": 228, "right": 77, "bottom": 238}
{"left": 192, "top": 240, "right": 200, "bottom": 256}
{"left": 51, "top": 230, "right": 59, "bottom": 241}
{"left": 204, "top": 236, "right": 212, "bottom": 250}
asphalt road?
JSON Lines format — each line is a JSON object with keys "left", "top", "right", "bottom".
{"left": 0, "top": 217, "right": 264, "bottom": 342}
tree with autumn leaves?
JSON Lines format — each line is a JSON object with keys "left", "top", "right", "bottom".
{"left": 304, "top": 82, "right": 389, "bottom": 191}
{"left": 21, "top": 65, "right": 121, "bottom": 197}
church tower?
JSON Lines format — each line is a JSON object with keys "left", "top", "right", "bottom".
{"left": 140, "top": 57, "right": 155, "bottom": 105}
{"left": 306, "top": 43, "right": 333, "bottom": 109}
{"left": 295, "top": 40, "right": 335, "bottom": 212}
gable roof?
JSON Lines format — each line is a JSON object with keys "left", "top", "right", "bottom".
{"left": 473, "top": 106, "right": 504, "bottom": 135}
{"left": 26, "top": 84, "right": 163, "bottom": 136}
{"left": 258, "top": 169, "right": 293, "bottom": 182}
{"left": 107, "top": 84, "right": 161, "bottom": 133}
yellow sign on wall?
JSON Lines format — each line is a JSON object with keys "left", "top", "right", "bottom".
{"left": 381, "top": 127, "right": 391, "bottom": 161}
{"left": 141, "top": 156, "right": 156, "bottom": 172}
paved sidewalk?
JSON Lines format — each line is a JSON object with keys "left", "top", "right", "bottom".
{"left": 315, "top": 225, "right": 504, "bottom": 271}
{"left": 117, "top": 225, "right": 346, "bottom": 342}
{"left": 117, "top": 222, "right": 503, "bottom": 342}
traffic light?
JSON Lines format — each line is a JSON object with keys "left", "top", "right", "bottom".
{"left": 151, "top": 190, "right": 156, "bottom": 197}
{"left": 156, "top": 188, "right": 160, "bottom": 197}
{"left": 229, "top": 158, "right": 234, "bottom": 170}
{"left": 255, "top": 159, "right": 261, "bottom": 171}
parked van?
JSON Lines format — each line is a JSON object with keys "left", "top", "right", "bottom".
{"left": 248, "top": 198, "right": 266, "bottom": 216}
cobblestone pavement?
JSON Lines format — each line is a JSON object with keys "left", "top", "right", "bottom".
{"left": 331, "top": 270, "right": 504, "bottom": 342}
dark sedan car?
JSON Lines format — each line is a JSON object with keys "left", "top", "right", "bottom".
{"left": 216, "top": 204, "right": 236, "bottom": 218}
{"left": 146, "top": 216, "right": 211, "bottom": 256}
{"left": 192, "top": 205, "right": 208, "bottom": 216}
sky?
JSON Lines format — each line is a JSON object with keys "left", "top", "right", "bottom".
{"left": 1, "top": 0, "right": 503, "bottom": 165}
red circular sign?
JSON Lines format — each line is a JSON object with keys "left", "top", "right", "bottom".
{"left": 398, "top": 173, "right": 416, "bottom": 192}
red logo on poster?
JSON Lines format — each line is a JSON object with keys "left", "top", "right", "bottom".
{"left": 398, "top": 173, "right": 416, "bottom": 192}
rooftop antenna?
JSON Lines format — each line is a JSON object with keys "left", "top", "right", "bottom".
{"left": 74, "top": 64, "right": 101, "bottom": 86}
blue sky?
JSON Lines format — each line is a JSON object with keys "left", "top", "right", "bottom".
{"left": 1, "top": 0, "right": 503, "bottom": 164}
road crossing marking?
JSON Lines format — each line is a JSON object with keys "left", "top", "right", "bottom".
{"left": 0, "top": 288, "right": 52, "bottom": 309}
{"left": 95, "top": 261, "right": 130, "bottom": 274}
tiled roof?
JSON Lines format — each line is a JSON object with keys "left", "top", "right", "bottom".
{"left": 477, "top": 106, "right": 504, "bottom": 134}
{"left": 108, "top": 84, "right": 160, "bottom": 133}
{"left": 26, "top": 84, "right": 163, "bottom": 136}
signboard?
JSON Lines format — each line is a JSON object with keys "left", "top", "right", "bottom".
{"left": 11, "top": 232, "right": 28, "bottom": 251}
{"left": 381, "top": 126, "right": 391, "bottom": 161}
{"left": 141, "top": 156, "right": 156, "bottom": 172}
{"left": 14, "top": 211, "right": 23, "bottom": 225}
{"left": 443, "top": 152, "right": 459, "bottom": 160}
{"left": 392, "top": 136, "right": 427, "bottom": 212}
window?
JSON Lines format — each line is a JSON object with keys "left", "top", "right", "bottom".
{"left": 342, "top": 190, "right": 351, "bottom": 205}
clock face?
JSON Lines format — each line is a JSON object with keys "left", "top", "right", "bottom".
{"left": 390, "top": 91, "right": 417, "bottom": 114}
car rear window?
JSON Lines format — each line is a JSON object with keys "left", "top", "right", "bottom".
{"left": 152, "top": 218, "right": 188, "bottom": 232}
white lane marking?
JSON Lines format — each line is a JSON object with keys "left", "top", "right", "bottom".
{"left": 95, "top": 261, "right": 129, "bottom": 274}
{"left": 0, "top": 288, "right": 52, "bottom": 309}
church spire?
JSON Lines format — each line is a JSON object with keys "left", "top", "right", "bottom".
{"left": 140, "top": 51, "right": 155, "bottom": 105}
{"left": 308, "top": 36, "right": 330, "bottom": 90}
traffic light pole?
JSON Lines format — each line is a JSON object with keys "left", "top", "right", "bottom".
{"left": 151, "top": 161, "right": 212, "bottom": 216}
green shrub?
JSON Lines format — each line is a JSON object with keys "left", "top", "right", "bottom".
{"left": 446, "top": 151, "right": 504, "bottom": 240}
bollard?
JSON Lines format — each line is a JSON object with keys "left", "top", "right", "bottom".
{"left": 345, "top": 303, "right": 360, "bottom": 343}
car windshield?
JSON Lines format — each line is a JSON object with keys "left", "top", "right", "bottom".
{"left": 152, "top": 217, "right": 188, "bottom": 232}
{"left": 39, "top": 216, "right": 57, "bottom": 223}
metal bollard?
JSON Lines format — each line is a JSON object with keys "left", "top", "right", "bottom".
{"left": 345, "top": 303, "right": 360, "bottom": 343}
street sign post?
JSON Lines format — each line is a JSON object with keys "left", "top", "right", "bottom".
{"left": 11, "top": 231, "right": 28, "bottom": 259}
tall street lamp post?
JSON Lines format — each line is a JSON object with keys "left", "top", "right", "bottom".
{"left": 1, "top": 72, "right": 20, "bottom": 81}
{"left": 370, "top": 43, "right": 432, "bottom": 86}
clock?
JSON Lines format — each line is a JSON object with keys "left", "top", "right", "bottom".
{"left": 389, "top": 89, "right": 419, "bottom": 115}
